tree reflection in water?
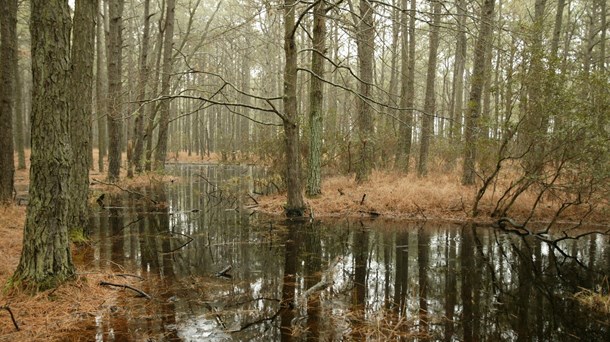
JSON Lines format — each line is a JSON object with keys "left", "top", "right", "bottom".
{"left": 84, "top": 164, "right": 609, "bottom": 341}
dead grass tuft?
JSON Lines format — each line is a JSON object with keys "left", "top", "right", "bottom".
{"left": 574, "top": 278, "right": 610, "bottom": 316}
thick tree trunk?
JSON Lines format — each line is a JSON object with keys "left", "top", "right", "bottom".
{"left": 283, "top": 0, "right": 305, "bottom": 216}
{"left": 14, "top": 52, "right": 26, "bottom": 171}
{"left": 154, "top": 0, "right": 176, "bottom": 170}
{"left": 132, "top": 0, "right": 151, "bottom": 174}
{"left": 462, "top": 0, "right": 496, "bottom": 186}
{"left": 417, "top": 0, "right": 442, "bottom": 177}
{"left": 68, "top": 0, "right": 96, "bottom": 233}
{"left": 355, "top": 0, "right": 375, "bottom": 183}
{"left": 0, "top": 0, "right": 17, "bottom": 203}
{"left": 306, "top": 0, "right": 326, "bottom": 196}
{"left": 13, "top": 0, "right": 76, "bottom": 291}
{"left": 106, "top": 0, "right": 125, "bottom": 181}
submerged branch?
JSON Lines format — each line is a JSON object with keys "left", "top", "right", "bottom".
{"left": 99, "top": 281, "right": 152, "bottom": 300}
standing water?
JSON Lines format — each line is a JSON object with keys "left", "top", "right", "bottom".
{"left": 81, "top": 164, "right": 609, "bottom": 341}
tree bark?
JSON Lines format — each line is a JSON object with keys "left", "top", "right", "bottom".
{"left": 462, "top": 0, "right": 496, "bottom": 185}
{"left": 132, "top": 0, "right": 151, "bottom": 174}
{"left": 283, "top": 0, "right": 305, "bottom": 216}
{"left": 0, "top": 0, "right": 17, "bottom": 203}
{"left": 68, "top": 0, "right": 97, "bottom": 233}
{"left": 96, "top": 1, "right": 107, "bottom": 172}
{"left": 396, "top": 0, "right": 416, "bottom": 172}
{"left": 306, "top": 0, "right": 326, "bottom": 196}
{"left": 417, "top": 0, "right": 442, "bottom": 177}
{"left": 106, "top": 0, "right": 125, "bottom": 181}
{"left": 13, "top": 0, "right": 76, "bottom": 291}
{"left": 355, "top": 0, "right": 375, "bottom": 183}
{"left": 154, "top": 0, "right": 176, "bottom": 170}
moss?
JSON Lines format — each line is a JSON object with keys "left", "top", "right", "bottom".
{"left": 69, "top": 227, "right": 90, "bottom": 245}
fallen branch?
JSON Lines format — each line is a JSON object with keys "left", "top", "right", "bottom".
{"left": 91, "top": 178, "right": 158, "bottom": 204}
{"left": 1, "top": 305, "right": 20, "bottom": 331}
{"left": 99, "top": 281, "right": 151, "bottom": 299}
{"left": 216, "top": 265, "right": 233, "bottom": 278}
{"left": 298, "top": 256, "right": 342, "bottom": 307}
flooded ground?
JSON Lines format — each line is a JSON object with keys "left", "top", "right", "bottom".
{"left": 81, "top": 164, "right": 609, "bottom": 341}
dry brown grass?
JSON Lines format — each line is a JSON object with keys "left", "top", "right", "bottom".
{"left": 0, "top": 204, "right": 122, "bottom": 341}
{"left": 258, "top": 168, "right": 609, "bottom": 224}
{"left": 574, "top": 278, "right": 610, "bottom": 316}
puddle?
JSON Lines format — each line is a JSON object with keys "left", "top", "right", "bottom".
{"left": 79, "top": 164, "right": 609, "bottom": 341}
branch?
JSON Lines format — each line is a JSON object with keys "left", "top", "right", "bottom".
{"left": 99, "top": 281, "right": 152, "bottom": 300}
{"left": 91, "top": 178, "right": 159, "bottom": 204}
{"left": 1, "top": 305, "right": 19, "bottom": 331}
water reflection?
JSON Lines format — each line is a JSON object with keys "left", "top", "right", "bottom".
{"left": 84, "top": 164, "right": 609, "bottom": 341}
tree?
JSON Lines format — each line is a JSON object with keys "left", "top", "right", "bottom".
{"left": 462, "top": 0, "right": 495, "bottom": 185}
{"left": 154, "top": 0, "right": 176, "bottom": 169}
{"left": 396, "top": 0, "right": 416, "bottom": 171}
{"left": 131, "top": 0, "right": 151, "bottom": 174}
{"left": 306, "top": 0, "right": 326, "bottom": 196}
{"left": 13, "top": 0, "right": 76, "bottom": 291}
{"left": 417, "top": 0, "right": 442, "bottom": 177}
{"left": 0, "top": 0, "right": 17, "bottom": 203}
{"left": 355, "top": 0, "right": 375, "bottom": 183}
{"left": 68, "top": 0, "right": 97, "bottom": 233}
{"left": 283, "top": 0, "right": 305, "bottom": 215}
{"left": 107, "top": 0, "right": 125, "bottom": 181}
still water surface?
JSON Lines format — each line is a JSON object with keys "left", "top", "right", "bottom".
{"left": 83, "top": 164, "right": 609, "bottom": 341}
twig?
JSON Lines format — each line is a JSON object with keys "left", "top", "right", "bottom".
{"left": 1, "top": 305, "right": 20, "bottom": 331}
{"left": 99, "top": 281, "right": 152, "bottom": 299}
{"left": 247, "top": 193, "right": 259, "bottom": 205}
{"left": 114, "top": 273, "right": 145, "bottom": 281}
{"left": 91, "top": 178, "right": 158, "bottom": 204}
{"left": 360, "top": 194, "right": 366, "bottom": 205}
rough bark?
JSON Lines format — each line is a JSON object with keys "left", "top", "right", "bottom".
{"left": 13, "top": 0, "right": 76, "bottom": 291}
{"left": 283, "top": 0, "right": 305, "bottom": 216}
{"left": 417, "top": 0, "right": 442, "bottom": 177}
{"left": 14, "top": 53, "right": 26, "bottom": 171}
{"left": 306, "top": 0, "right": 326, "bottom": 196}
{"left": 396, "top": 0, "right": 416, "bottom": 172}
{"left": 449, "top": 0, "right": 467, "bottom": 144}
{"left": 68, "top": 0, "right": 96, "bottom": 233}
{"left": 462, "top": 0, "right": 496, "bottom": 185}
{"left": 96, "top": 2, "right": 107, "bottom": 172}
{"left": 106, "top": 0, "right": 124, "bottom": 181}
{"left": 132, "top": 0, "right": 151, "bottom": 174}
{"left": 0, "top": 0, "right": 17, "bottom": 203}
{"left": 154, "top": 0, "right": 176, "bottom": 170}
{"left": 355, "top": 0, "right": 375, "bottom": 183}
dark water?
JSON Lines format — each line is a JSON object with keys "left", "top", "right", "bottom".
{"left": 81, "top": 164, "right": 609, "bottom": 341}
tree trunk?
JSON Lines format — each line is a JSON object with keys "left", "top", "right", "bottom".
{"left": 396, "top": 0, "right": 416, "bottom": 172}
{"left": 355, "top": 0, "right": 375, "bottom": 183}
{"left": 13, "top": 0, "right": 76, "bottom": 291}
{"left": 68, "top": 0, "right": 96, "bottom": 233}
{"left": 154, "top": 0, "right": 175, "bottom": 170}
{"left": 132, "top": 0, "right": 151, "bottom": 174}
{"left": 0, "top": 0, "right": 17, "bottom": 203}
{"left": 417, "top": 0, "right": 442, "bottom": 177}
{"left": 306, "top": 0, "right": 326, "bottom": 196}
{"left": 283, "top": 0, "right": 305, "bottom": 216}
{"left": 15, "top": 45, "right": 26, "bottom": 170}
{"left": 449, "top": 0, "right": 467, "bottom": 144}
{"left": 462, "top": 0, "right": 496, "bottom": 186}
{"left": 106, "top": 0, "right": 125, "bottom": 181}
{"left": 96, "top": 1, "right": 107, "bottom": 172}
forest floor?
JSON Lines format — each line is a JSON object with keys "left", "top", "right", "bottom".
{"left": 1, "top": 150, "right": 608, "bottom": 340}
